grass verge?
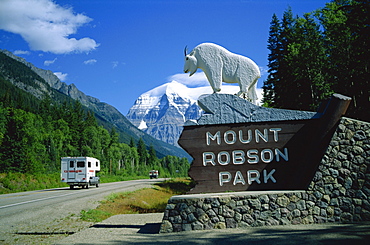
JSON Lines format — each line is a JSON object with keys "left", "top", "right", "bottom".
{"left": 0, "top": 173, "right": 148, "bottom": 194}
{"left": 0, "top": 172, "right": 68, "bottom": 194}
{"left": 80, "top": 178, "right": 194, "bottom": 222}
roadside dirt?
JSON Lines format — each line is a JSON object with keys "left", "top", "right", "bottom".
{"left": 1, "top": 213, "right": 93, "bottom": 245}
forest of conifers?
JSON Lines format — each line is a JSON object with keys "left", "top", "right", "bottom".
{"left": 0, "top": 66, "right": 189, "bottom": 178}
{"left": 263, "top": 0, "right": 369, "bottom": 122}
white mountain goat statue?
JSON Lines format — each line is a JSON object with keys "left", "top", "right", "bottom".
{"left": 183, "top": 43, "right": 260, "bottom": 104}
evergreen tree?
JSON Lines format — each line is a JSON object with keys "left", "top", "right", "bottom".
{"left": 129, "top": 137, "right": 135, "bottom": 148}
{"left": 109, "top": 127, "right": 119, "bottom": 147}
{"left": 263, "top": 1, "right": 368, "bottom": 120}
{"left": 0, "top": 109, "right": 45, "bottom": 173}
{"left": 263, "top": 14, "right": 281, "bottom": 107}
{"left": 286, "top": 13, "right": 332, "bottom": 110}
{"left": 275, "top": 7, "right": 296, "bottom": 109}
{"left": 0, "top": 103, "right": 7, "bottom": 146}
{"left": 148, "top": 144, "right": 158, "bottom": 169}
{"left": 0, "top": 109, "right": 24, "bottom": 172}
{"left": 85, "top": 111, "right": 98, "bottom": 128}
{"left": 319, "top": 0, "right": 369, "bottom": 121}
{"left": 137, "top": 138, "right": 147, "bottom": 167}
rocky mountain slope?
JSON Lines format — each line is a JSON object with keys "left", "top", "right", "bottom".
{"left": 0, "top": 49, "right": 188, "bottom": 159}
{"left": 126, "top": 81, "right": 240, "bottom": 146}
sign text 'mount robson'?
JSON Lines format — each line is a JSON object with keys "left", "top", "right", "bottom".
{"left": 203, "top": 128, "right": 289, "bottom": 166}
{"left": 179, "top": 120, "right": 323, "bottom": 194}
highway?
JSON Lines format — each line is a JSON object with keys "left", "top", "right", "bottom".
{"left": 0, "top": 179, "right": 163, "bottom": 244}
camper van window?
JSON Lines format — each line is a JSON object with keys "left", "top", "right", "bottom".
{"left": 88, "top": 162, "right": 91, "bottom": 168}
{"left": 77, "top": 161, "right": 85, "bottom": 168}
{"left": 96, "top": 161, "right": 99, "bottom": 167}
{"left": 69, "top": 161, "right": 74, "bottom": 168}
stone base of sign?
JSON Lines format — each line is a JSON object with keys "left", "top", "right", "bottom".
{"left": 160, "top": 117, "right": 370, "bottom": 233}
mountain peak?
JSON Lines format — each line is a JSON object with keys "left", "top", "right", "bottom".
{"left": 126, "top": 80, "right": 204, "bottom": 146}
{"left": 141, "top": 80, "right": 192, "bottom": 102}
{"left": 126, "top": 81, "right": 245, "bottom": 146}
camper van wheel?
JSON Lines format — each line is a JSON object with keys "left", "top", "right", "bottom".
{"left": 70, "top": 185, "right": 74, "bottom": 190}
{"left": 96, "top": 184, "right": 99, "bottom": 188}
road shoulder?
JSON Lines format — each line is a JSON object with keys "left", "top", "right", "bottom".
{"left": 57, "top": 213, "right": 370, "bottom": 245}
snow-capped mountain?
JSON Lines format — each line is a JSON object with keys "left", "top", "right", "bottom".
{"left": 126, "top": 80, "right": 239, "bottom": 146}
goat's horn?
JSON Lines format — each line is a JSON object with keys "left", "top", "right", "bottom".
{"left": 184, "top": 46, "right": 188, "bottom": 56}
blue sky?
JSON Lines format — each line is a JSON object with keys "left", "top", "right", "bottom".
{"left": 0, "top": 0, "right": 329, "bottom": 115}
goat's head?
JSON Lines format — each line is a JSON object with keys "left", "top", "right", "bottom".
{"left": 183, "top": 46, "right": 197, "bottom": 76}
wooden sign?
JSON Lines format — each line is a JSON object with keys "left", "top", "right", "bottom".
{"left": 179, "top": 94, "right": 351, "bottom": 194}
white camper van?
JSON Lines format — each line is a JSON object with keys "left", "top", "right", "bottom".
{"left": 61, "top": 157, "right": 100, "bottom": 189}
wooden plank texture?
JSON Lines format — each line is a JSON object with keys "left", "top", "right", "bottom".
{"left": 180, "top": 120, "right": 322, "bottom": 193}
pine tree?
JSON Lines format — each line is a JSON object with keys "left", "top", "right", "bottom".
{"left": 137, "top": 138, "right": 147, "bottom": 167}
{"left": 0, "top": 103, "right": 7, "bottom": 147}
{"left": 148, "top": 144, "right": 157, "bottom": 169}
{"left": 109, "top": 127, "right": 119, "bottom": 147}
{"left": 262, "top": 14, "right": 281, "bottom": 107}
{"left": 286, "top": 13, "right": 332, "bottom": 110}
{"left": 263, "top": 6, "right": 340, "bottom": 112}
{"left": 318, "top": 0, "right": 369, "bottom": 121}
{"left": 129, "top": 137, "right": 135, "bottom": 148}
{"left": 300, "top": 13, "right": 332, "bottom": 109}
{"left": 0, "top": 109, "right": 24, "bottom": 172}
{"left": 275, "top": 7, "right": 296, "bottom": 109}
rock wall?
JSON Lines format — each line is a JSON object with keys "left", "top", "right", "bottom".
{"left": 160, "top": 117, "right": 370, "bottom": 232}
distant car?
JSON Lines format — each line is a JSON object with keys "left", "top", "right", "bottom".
{"left": 149, "top": 170, "right": 159, "bottom": 179}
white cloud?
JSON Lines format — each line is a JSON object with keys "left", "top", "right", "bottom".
{"left": 14, "top": 50, "right": 30, "bottom": 55}
{"left": 168, "top": 72, "right": 264, "bottom": 105}
{"left": 168, "top": 72, "right": 209, "bottom": 87}
{"left": 83, "top": 59, "right": 97, "bottom": 65}
{"left": 54, "top": 72, "right": 67, "bottom": 81}
{"left": 256, "top": 87, "right": 263, "bottom": 105}
{"left": 44, "top": 57, "right": 57, "bottom": 66}
{"left": 0, "top": 0, "right": 99, "bottom": 54}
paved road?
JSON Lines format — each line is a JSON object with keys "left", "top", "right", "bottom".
{"left": 0, "top": 179, "right": 163, "bottom": 244}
